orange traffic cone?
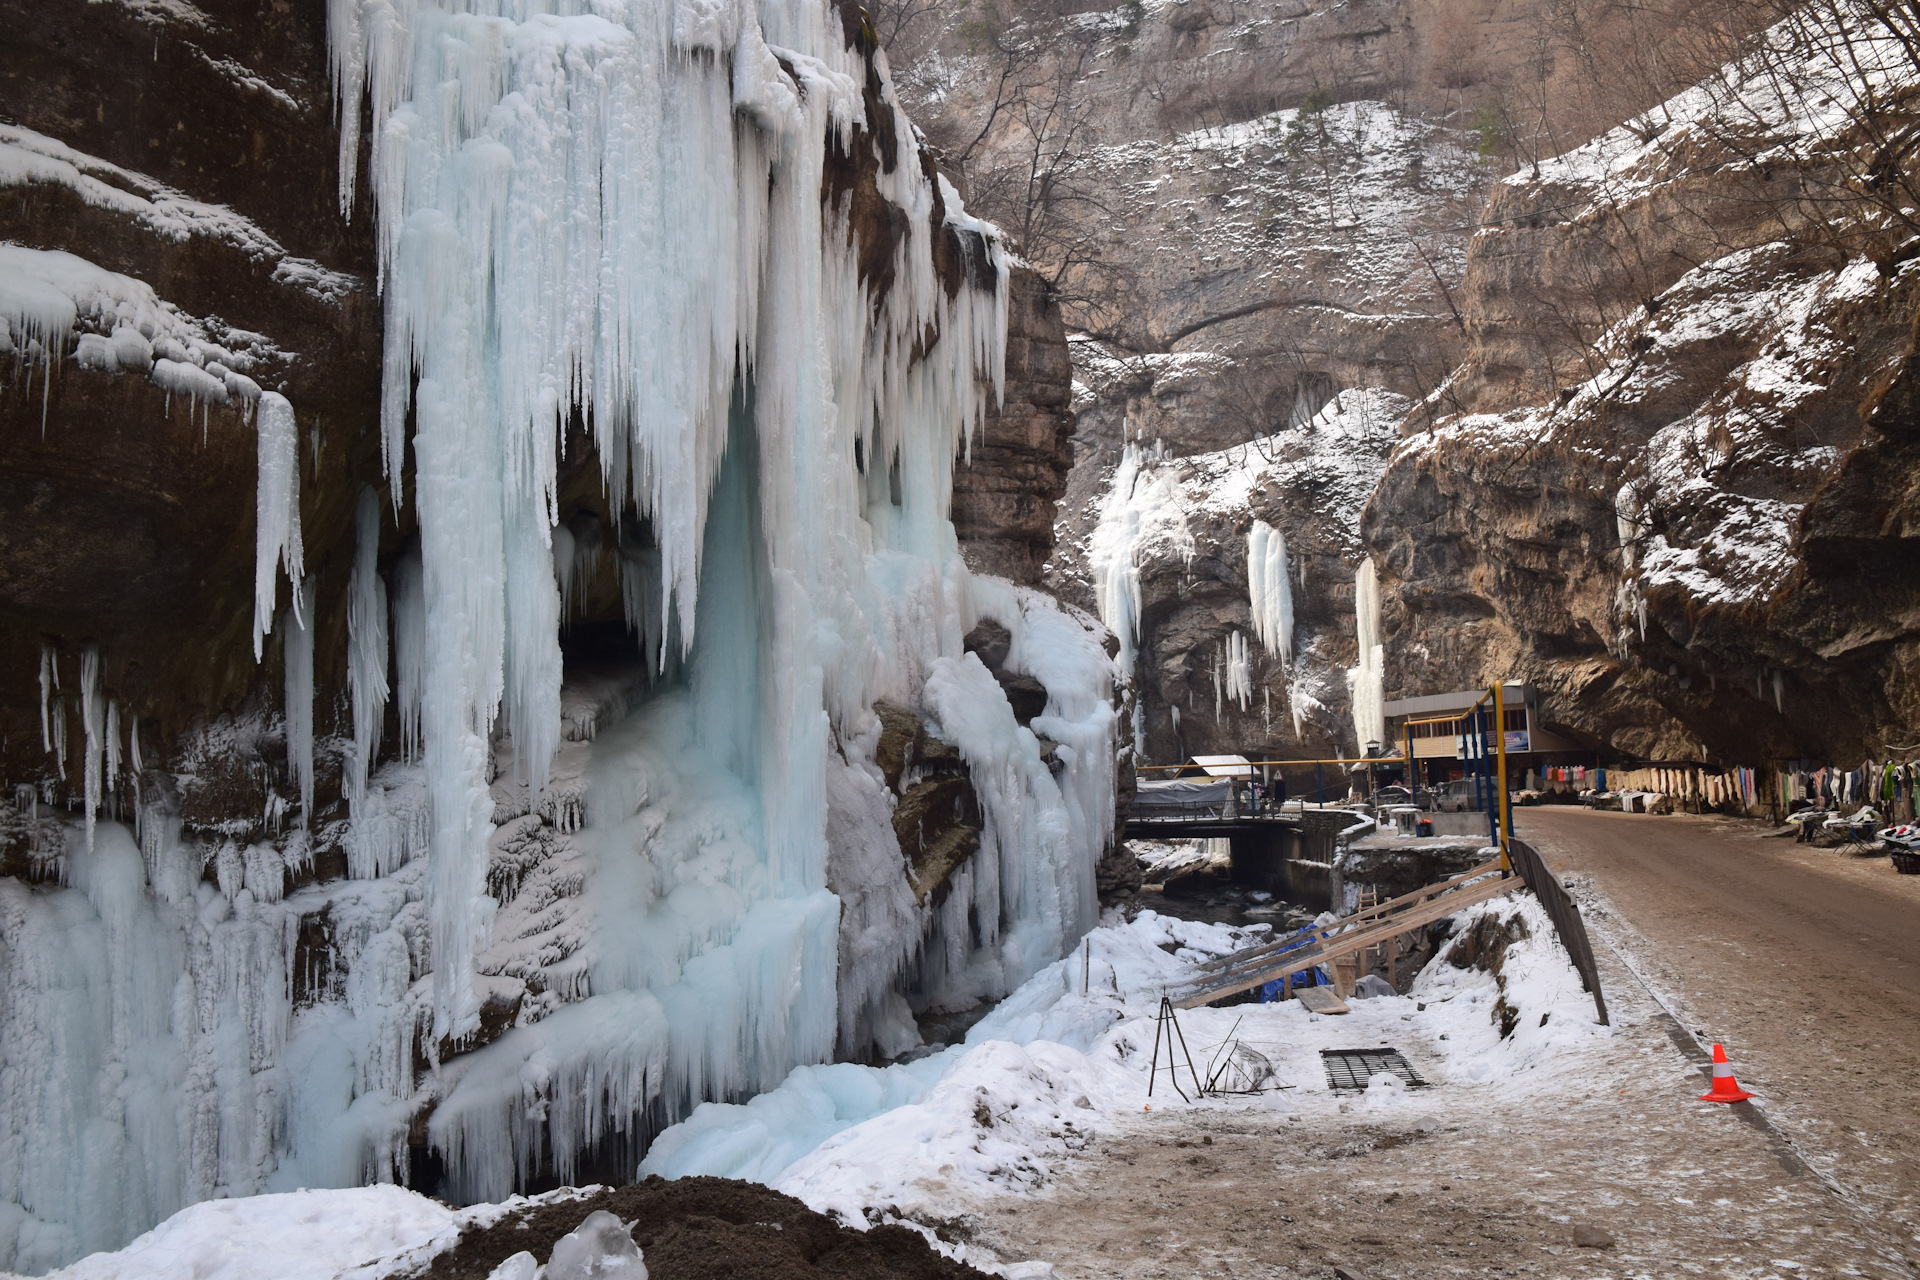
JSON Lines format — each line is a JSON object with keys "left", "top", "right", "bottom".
{"left": 1698, "top": 1043, "right": 1754, "bottom": 1103}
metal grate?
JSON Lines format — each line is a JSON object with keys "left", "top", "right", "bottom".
{"left": 1321, "top": 1048, "right": 1429, "bottom": 1092}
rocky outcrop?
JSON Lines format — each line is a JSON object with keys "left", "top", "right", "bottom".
{"left": 1363, "top": 37, "right": 1920, "bottom": 764}
{"left": 951, "top": 270, "right": 1078, "bottom": 585}
{"left": 0, "top": 0, "right": 384, "bottom": 804}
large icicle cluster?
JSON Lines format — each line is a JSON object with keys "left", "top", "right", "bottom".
{"left": 309, "top": 0, "right": 1104, "bottom": 1211}
{"left": 329, "top": 0, "right": 1010, "bottom": 1045}
{"left": 1347, "top": 560, "right": 1386, "bottom": 752}
{"left": 1246, "top": 519, "right": 1293, "bottom": 663}
{"left": 1087, "top": 442, "right": 1193, "bottom": 673}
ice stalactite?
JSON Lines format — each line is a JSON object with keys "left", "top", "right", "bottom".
{"left": 50, "top": 701, "right": 67, "bottom": 782}
{"left": 1246, "top": 521, "right": 1292, "bottom": 737}
{"left": 80, "top": 645, "right": 103, "bottom": 850}
{"left": 391, "top": 544, "right": 425, "bottom": 764}
{"left": 1772, "top": 669, "right": 1785, "bottom": 713}
{"left": 1347, "top": 559, "right": 1386, "bottom": 753}
{"left": 1223, "top": 631, "right": 1252, "bottom": 714}
{"left": 1247, "top": 520, "right": 1293, "bottom": 663}
{"left": 105, "top": 701, "right": 122, "bottom": 798}
{"left": 347, "top": 487, "right": 391, "bottom": 812}
{"left": 1089, "top": 443, "right": 1192, "bottom": 674}
{"left": 254, "top": 391, "right": 303, "bottom": 661}
{"left": 284, "top": 579, "right": 316, "bottom": 825}
{"left": 37, "top": 645, "right": 55, "bottom": 757}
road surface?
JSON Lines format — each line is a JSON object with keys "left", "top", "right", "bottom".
{"left": 1521, "top": 804, "right": 1920, "bottom": 1239}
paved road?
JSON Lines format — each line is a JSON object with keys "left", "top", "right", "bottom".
{"left": 1520, "top": 805, "right": 1920, "bottom": 1236}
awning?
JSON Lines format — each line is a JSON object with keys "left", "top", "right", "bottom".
{"left": 1134, "top": 778, "right": 1233, "bottom": 808}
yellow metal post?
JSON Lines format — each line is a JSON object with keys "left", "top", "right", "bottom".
{"left": 1491, "top": 683, "right": 1512, "bottom": 872}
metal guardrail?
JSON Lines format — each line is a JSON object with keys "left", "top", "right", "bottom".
{"left": 1126, "top": 803, "right": 1297, "bottom": 824}
{"left": 1508, "top": 836, "right": 1609, "bottom": 1026}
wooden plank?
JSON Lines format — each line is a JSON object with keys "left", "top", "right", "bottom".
{"left": 1190, "top": 867, "right": 1506, "bottom": 993}
{"left": 1195, "top": 862, "right": 1502, "bottom": 975}
{"left": 1173, "top": 874, "right": 1512, "bottom": 1008}
{"left": 1294, "top": 985, "right": 1349, "bottom": 1015}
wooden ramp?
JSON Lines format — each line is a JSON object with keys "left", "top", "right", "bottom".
{"left": 1293, "top": 986, "right": 1349, "bottom": 1015}
{"left": 1173, "top": 865, "right": 1512, "bottom": 1009}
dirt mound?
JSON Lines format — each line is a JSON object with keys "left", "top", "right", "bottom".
{"left": 412, "top": 1176, "right": 992, "bottom": 1280}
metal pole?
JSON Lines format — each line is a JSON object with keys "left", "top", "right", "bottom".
{"left": 1493, "top": 684, "right": 1513, "bottom": 873}
{"left": 1404, "top": 720, "right": 1416, "bottom": 803}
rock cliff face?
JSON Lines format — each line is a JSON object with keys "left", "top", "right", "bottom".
{"left": 0, "top": 0, "right": 384, "bottom": 802}
{"left": 891, "top": 0, "right": 1912, "bottom": 768}
{"left": 950, "top": 269, "right": 1077, "bottom": 585}
{"left": 1362, "top": 32, "right": 1920, "bottom": 763}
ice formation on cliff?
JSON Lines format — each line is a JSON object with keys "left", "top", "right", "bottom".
{"left": 1247, "top": 520, "right": 1293, "bottom": 663}
{"left": 1347, "top": 560, "right": 1386, "bottom": 752}
{"left": 1089, "top": 442, "right": 1194, "bottom": 673}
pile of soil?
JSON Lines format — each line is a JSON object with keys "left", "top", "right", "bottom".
{"left": 411, "top": 1176, "right": 992, "bottom": 1280}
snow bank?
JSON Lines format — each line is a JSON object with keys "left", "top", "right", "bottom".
{"left": 16, "top": 1187, "right": 458, "bottom": 1280}
{"left": 641, "top": 887, "right": 1608, "bottom": 1228}
{"left": 638, "top": 910, "right": 1256, "bottom": 1194}
{"left": 1407, "top": 892, "right": 1613, "bottom": 1086}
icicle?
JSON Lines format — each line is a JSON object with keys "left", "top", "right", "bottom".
{"left": 38, "top": 644, "right": 56, "bottom": 752}
{"left": 106, "top": 700, "right": 122, "bottom": 796}
{"left": 254, "top": 391, "right": 304, "bottom": 660}
{"left": 1225, "top": 630, "right": 1253, "bottom": 712}
{"left": 51, "top": 696, "right": 67, "bottom": 780}
{"left": 284, "top": 579, "right": 316, "bottom": 825}
{"left": 129, "top": 713, "right": 142, "bottom": 775}
{"left": 1089, "top": 443, "right": 1193, "bottom": 672}
{"left": 1772, "top": 669, "right": 1784, "bottom": 714}
{"left": 346, "top": 487, "right": 390, "bottom": 811}
{"left": 503, "top": 502, "right": 561, "bottom": 805}
{"left": 1247, "top": 520, "right": 1293, "bottom": 664}
{"left": 1346, "top": 560, "right": 1386, "bottom": 752}
{"left": 81, "top": 644, "right": 103, "bottom": 849}
{"left": 391, "top": 543, "right": 425, "bottom": 763}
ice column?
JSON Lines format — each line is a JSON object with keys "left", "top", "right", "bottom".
{"left": 284, "top": 579, "right": 316, "bottom": 824}
{"left": 37, "top": 645, "right": 56, "bottom": 756}
{"left": 1089, "top": 443, "right": 1193, "bottom": 672}
{"left": 1347, "top": 559, "right": 1386, "bottom": 752}
{"left": 391, "top": 544, "right": 425, "bottom": 763}
{"left": 1247, "top": 520, "right": 1293, "bottom": 662}
{"left": 80, "top": 645, "right": 103, "bottom": 850}
{"left": 254, "top": 391, "right": 303, "bottom": 661}
{"left": 347, "top": 487, "right": 390, "bottom": 811}
{"left": 1224, "top": 631, "right": 1252, "bottom": 713}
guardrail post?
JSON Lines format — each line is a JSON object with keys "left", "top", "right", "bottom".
{"left": 1492, "top": 683, "right": 1513, "bottom": 874}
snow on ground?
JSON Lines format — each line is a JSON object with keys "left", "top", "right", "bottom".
{"left": 644, "top": 888, "right": 1604, "bottom": 1234}
{"left": 8, "top": 1187, "right": 461, "bottom": 1280}
{"left": 15, "top": 890, "right": 1601, "bottom": 1279}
